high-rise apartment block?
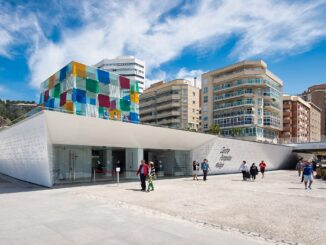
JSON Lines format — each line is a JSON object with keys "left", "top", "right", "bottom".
{"left": 280, "top": 95, "right": 321, "bottom": 143}
{"left": 280, "top": 96, "right": 310, "bottom": 143}
{"left": 201, "top": 60, "right": 283, "bottom": 142}
{"left": 139, "top": 79, "right": 200, "bottom": 130}
{"left": 301, "top": 84, "right": 326, "bottom": 135}
{"left": 94, "top": 56, "right": 145, "bottom": 93}
{"left": 309, "top": 102, "right": 322, "bottom": 142}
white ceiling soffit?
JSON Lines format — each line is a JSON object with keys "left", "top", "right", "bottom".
{"left": 44, "top": 111, "right": 216, "bottom": 150}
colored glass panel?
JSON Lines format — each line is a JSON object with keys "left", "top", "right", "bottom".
{"left": 110, "top": 73, "right": 119, "bottom": 86}
{"left": 130, "top": 81, "right": 139, "bottom": 93}
{"left": 72, "top": 62, "right": 86, "bottom": 78}
{"left": 130, "top": 112, "right": 139, "bottom": 123}
{"left": 110, "top": 100, "right": 116, "bottom": 109}
{"left": 130, "top": 92, "right": 139, "bottom": 103}
{"left": 60, "top": 92, "right": 67, "bottom": 106}
{"left": 48, "top": 75, "right": 55, "bottom": 89}
{"left": 53, "top": 83, "right": 61, "bottom": 98}
{"left": 65, "top": 101, "right": 74, "bottom": 113}
{"left": 120, "top": 99, "right": 130, "bottom": 111}
{"left": 44, "top": 90, "right": 49, "bottom": 102}
{"left": 119, "top": 76, "right": 130, "bottom": 89}
{"left": 59, "top": 66, "right": 67, "bottom": 81}
{"left": 98, "top": 82, "right": 110, "bottom": 95}
{"left": 86, "top": 78, "right": 99, "bottom": 93}
{"left": 97, "top": 69, "right": 110, "bottom": 84}
{"left": 45, "top": 98, "right": 55, "bottom": 108}
{"left": 73, "top": 89, "right": 86, "bottom": 104}
{"left": 98, "top": 94, "right": 110, "bottom": 108}
{"left": 75, "top": 102, "right": 86, "bottom": 115}
{"left": 110, "top": 109, "right": 121, "bottom": 120}
{"left": 87, "top": 66, "right": 97, "bottom": 80}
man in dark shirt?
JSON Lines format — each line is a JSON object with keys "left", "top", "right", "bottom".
{"left": 303, "top": 161, "right": 313, "bottom": 190}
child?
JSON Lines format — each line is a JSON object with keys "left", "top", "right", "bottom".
{"left": 147, "top": 161, "right": 156, "bottom": 192}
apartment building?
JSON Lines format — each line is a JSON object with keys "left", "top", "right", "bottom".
{"left": 94, "top": 56, "right": 145, "bottom": 93}
{"left": 201, "top": 60, "right": 283, "bottom": 142}
{"left": 309, "top": 102, "right": 322, "bottom": 142}
{"left": 140, "top": 79, "right": 200, "bottom": 130}
{"left": 301, "top": 84, "right": 326, "bottom": 135}
{"left": 280, "top": 95, "right": 321, "bottom": 143}
{"left": 280, "top": 96, "right": 310, "bottom": 143}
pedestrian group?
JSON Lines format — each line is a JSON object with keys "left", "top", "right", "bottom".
{"left": 239, "top": 160, "right": 267, "bottom": 181}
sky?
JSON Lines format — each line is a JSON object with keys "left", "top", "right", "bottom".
{"left": 0, "top": 0, "right": 326, "bottom": 101}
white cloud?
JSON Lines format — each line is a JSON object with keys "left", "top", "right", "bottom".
{"left": 176, "top": 68, "right": 206, "bottom": 88}
{"left": 145, "top": 70, "right": 167, "bottom": 88}
{"left": 1, "top": 0, "right": 326, "bottom": 89}
{"left": 0, "top": 85, "right": 7, "bottom": 93}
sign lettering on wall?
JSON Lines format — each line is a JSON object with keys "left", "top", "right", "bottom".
{"left": 215, "top": 147, "right": 232, "bottom": 169}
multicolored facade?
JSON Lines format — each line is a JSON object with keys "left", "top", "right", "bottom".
{"left": 38, "top": 61, "right": 140, "bottom": 123}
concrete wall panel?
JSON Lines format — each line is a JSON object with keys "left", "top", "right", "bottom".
{"left": 0, "top": 114, "right": 51, "bottom": 186}
{"left": 191, "top": 137, "right": 294, "bottom": 175}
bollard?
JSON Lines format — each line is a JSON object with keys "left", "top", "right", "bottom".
{"left": 116, "top": 167, "right": 120, "bottom": 186}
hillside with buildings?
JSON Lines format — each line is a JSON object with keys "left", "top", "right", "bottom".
{"left": 0, "top": 99, "right": 36, "bottom": 127}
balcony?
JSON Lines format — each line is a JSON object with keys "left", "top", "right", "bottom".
{"left": 140, "top": 114, "right": 156, "bottom": 121}
{"left": 156, "top": 95, "right": 180, "bottom": 104}
{"left": 158, "top": 118, "right": 180, "bottom": 125}
{"left": 139, "top": 107, "right": 153, "bottom": 114}
{"left": 156, "top": 102, "right": 180, "bottom": 111}
{"left": 214, "top": 102, "right": 254, "bottom": 111}
{"left": 156, "top": 111, "right": 180, "bottom": 119}
{"left": 213, "top": 92, "right": 254, "bottom": 102}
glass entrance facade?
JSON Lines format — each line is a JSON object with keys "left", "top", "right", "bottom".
{"left": 52, "top": 145, "right": 191, "bottom": 185}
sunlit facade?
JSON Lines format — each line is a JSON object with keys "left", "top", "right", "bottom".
{"left": 201, "top": 60, "right": 283, "bottom": 142}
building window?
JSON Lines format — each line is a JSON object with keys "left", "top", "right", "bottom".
{"left": 193, "top": 92, "right": 196, "bottom": 96}
{"left": 204, "top": 124, "right": 208, "bottom": 129}
{"left": 203, "top": 96, "right": 208, "bottom": 103}
{"left": 203, "top": 116, "right": 208, "bottom": 121}
{"left": 203, "top": 87, "right": 208, "bottom": 94}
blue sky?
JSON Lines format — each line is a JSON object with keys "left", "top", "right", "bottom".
{"left": 1, "top": 0, "right": 326, "bottom": 101}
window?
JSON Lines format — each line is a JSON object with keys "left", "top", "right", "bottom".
{"left": 203, "top": 96, "right": 208, "bottom": 103}
{"left": 203, "top": 87, "right": 208, "bottom": 94}
{"left": 193, "top": 92, "right": 196, "bottom": 96}
{"left": 203, "top": 116, "right": 208, "bottom": 121}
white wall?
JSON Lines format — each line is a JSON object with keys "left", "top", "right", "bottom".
{"left": 191, "top": 137, "right": 294, "bottom": 175}
{"left": 125, "top": 148, "right": 143, "bottom": 178}
{"left": 0, "top": 114, "right": 52, "bottom": 186}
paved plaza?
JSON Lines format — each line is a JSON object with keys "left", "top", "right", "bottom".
{"left": 0, "top": 171, "right": 325, "bottom": 245}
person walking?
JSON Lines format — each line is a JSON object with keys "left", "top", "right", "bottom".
{"left": 303, "top": 161, "right": 313, "bottom": 190}
{"left": 201, "top": 159, "right": 210, "bottom": 181}
{"left": 250, "top": 163, "right": 259, "bottom": 181}
{"left": 147, "top": 161, "right": 156, "bottom": 192}
{"left": 239, "top": 161, "right": 249, "bottom": 181}
{"left": 192, "top": 161, "right": 200, "bottom": 180}
{"left": 296, "top": 158, "right": 303, "bottom": 177}
{"left": 259, "top": 160, "right": 267, "bottom": 178}
{"left": 136, "top": 160, "right": 149, "bottom": 191}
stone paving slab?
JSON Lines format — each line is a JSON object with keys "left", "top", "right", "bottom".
{"left": 0, "top": 174, "right": 270, "bottom": 245}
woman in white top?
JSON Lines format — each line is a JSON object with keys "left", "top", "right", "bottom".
{"left": 239, "top": 161, "right": 249, "bottom": 181}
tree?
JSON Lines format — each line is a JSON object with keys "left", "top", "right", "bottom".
{"left": 231, "top": 127, "right": 243, "bottom": 137}
{"left": 208, "top": 124, "right": 220, "bottom": 135}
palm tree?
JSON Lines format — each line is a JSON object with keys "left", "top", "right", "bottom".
{"left": 208, "top": 124, "right": 220, "bottom": 135}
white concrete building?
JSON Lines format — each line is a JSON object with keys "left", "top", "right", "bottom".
{"left": 0, "top": 110, "right": 296, "bottom": 187}
{"left": 94, "top": 56, "right": 145, "bottom": 93}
